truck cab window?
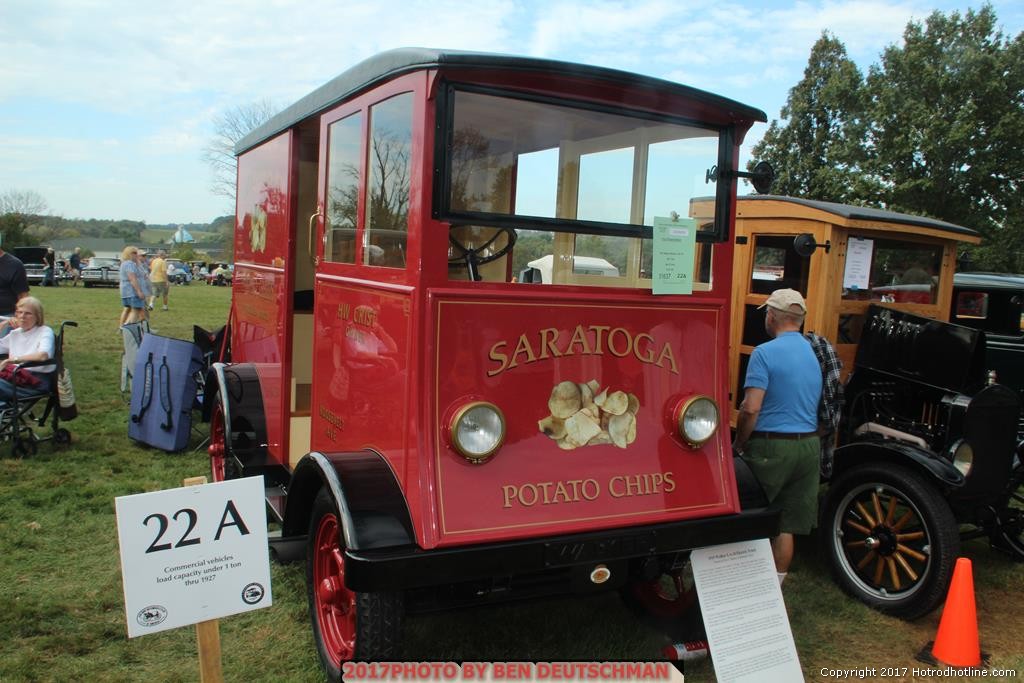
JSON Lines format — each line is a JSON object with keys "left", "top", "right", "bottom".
{"left": 324, "top": 113, "right": 361, "bottom": 264}
{"left": 364, "top": 92, "right": 413, "bottom": 268}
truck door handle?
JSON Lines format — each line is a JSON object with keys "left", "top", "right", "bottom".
{"left": 308, "top": 206, "right": 322, "bottom": 265}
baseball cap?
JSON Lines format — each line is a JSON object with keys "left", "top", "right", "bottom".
{"left": 758, "top": 288, "right": 807, "bottom": 314}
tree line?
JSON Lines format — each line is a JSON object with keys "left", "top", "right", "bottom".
{"left": 750, "top": 4, "right": 1023, "bottom": 272}
{"left": 0, "top": 187, "right": 234, "bottom": 258}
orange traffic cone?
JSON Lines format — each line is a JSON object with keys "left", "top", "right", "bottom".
{"left": 919, "top": 557, "right": 982, "bottom": 668}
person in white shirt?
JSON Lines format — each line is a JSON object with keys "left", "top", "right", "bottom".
{"left": 0, "top": 296, "right": 55, "bottom": 401}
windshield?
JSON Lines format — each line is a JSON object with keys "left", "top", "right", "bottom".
{"left": 441, "top": 88, "right": 725, "bottom": 289}
{"left": 89, "top": 258, "right": 118, "bottom": 267}
{"left": 443, "top": 89, "right": 723, "bottom": 234}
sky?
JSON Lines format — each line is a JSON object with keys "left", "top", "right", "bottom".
{"left": 2, "top": 0, "right": 1021, "bottom": 225}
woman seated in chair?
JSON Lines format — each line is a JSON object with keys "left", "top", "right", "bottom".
{"left": 0, "top": 297, "right": 55, "bottom": 402}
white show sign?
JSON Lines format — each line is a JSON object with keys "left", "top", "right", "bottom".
{"left": 691, "top": 539, "right": 803, "bottom": 683}
{"left": 843, "top": 236, "right": 873, "bottom": 291}
{"left": 115, "top": 477, "right": 272, "bottom": 638}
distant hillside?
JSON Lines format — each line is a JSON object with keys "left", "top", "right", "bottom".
{"left": 30, "top": 215, "right": 234, "bottom": 241}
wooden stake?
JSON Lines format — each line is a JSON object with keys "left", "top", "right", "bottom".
{"left": 184, "top": 476, "right": 224, "bottom": 683}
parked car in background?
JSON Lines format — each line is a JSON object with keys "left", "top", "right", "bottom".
{"left": 166, "top": 258, "right": 192, "bottom": 285}
{"left": 726, "top": 197, "right": 1023, "bottom": 620}
{"left": 13, "top": 247, "right": 48, "bottom": 285}
{"left": 81, "top": 257, "right": 121, "bottom": 287}
{"left": 205, "top": 263, "right": 233, "bottom": 285}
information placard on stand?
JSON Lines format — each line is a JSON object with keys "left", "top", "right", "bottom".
{"left": 115, "top": 477, "right": 272, "bottom": 638}
{"left": 692, "top": 539, "right": 803, "bottom": 683}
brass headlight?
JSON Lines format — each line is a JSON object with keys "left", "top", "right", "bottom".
{"left": 676, "top": 395, "right": 720, "bottom": 447}
{"left": 951, "top": 439, "right": 974, "bottom": 477}
{"left": 450, "top": 402, "right": 506, "bottom": 462}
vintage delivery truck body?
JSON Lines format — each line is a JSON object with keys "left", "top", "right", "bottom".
{"left": 208, "top": 48, "right": 777, "bottom": 676}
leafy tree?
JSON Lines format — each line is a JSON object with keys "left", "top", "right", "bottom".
{"left": 750, "top": 33, "right": 871, "bottom": 202}
{"left": 202, "top": 100, "right": 278, "bottom": 204}
{"left": 866, "top": 5, "right": 1024, "bottom": 270}
{"left": 172, "top": 244, "right": 197, "bottom": 261}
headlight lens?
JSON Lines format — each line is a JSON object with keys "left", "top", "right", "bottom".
{"left": 951, "top": 440, "right": 973, "bottom": 477}
{"left": 451, "top": 402, "right": 506, "bottom": 462}
{"left": 677, "top": 395, "right": 720, "bottom": 447}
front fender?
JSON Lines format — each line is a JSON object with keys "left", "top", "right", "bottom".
{"left": 283, "top": 451, "right": 415, "bottom": 552}
{"left": 832, "top": 439, "right": 964, "bottom": 489}
{"left": 203, "top": 362, "right": 268, "bottom": 465}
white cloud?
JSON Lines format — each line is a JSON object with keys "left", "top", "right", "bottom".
{"left": 1, "top": 0, "right": 1021, "bottom": 222}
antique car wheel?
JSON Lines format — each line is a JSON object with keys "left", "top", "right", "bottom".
{"left": 307, "top": 490, "right": 401, "bottom": 678}
{"left": 12, "top": 437, "right": 36, "bottom": 458}
{"left": 990, "top": 462, "right": 1024, "bottom": 560}
{"left": 822, "top": 463, "right": 958, "bottom": 620}
{"left": 619, "top": 563, "right": 705, "bottom": 640}
{"left": 208, "top": 403, "right": 235, "bottom": 482}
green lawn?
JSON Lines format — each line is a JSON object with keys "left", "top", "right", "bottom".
{"left": 0, "top": 283, "right": 1021, "bottom": 682}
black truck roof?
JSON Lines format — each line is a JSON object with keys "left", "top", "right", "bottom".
{"left": 236, "top": 47, "right": 767, "bottom": 155}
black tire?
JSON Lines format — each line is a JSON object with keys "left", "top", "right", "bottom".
{"left": 990, "top": 463, "right": 1024, "bottom": 560}
{"left": 12, "top": 438, "right": 36, "bottom": 458}
{"left": 306, "top": 489, "right": 401, "bottom": 679}
{"left": 53, "top": 428, "right": 71, "bottom": 446}
{"left": 821, "top": 462, "right": 958, "bottom": 619}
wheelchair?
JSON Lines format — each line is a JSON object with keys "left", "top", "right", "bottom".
{"left": 0, "top": 320, "right": 77, "bottom": 457}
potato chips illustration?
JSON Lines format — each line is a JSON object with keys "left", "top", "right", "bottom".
{"left": 539, "top": 380, "right": 638, "bottom": 450}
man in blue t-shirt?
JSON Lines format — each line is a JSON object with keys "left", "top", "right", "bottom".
{"left": 732, "top": 288, "right": 822, "bottom": 585}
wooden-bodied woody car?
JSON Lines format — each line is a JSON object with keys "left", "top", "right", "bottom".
{"left": 204, "top": 48, "right": 781, "bottom": 675}
{"left": 723, "top": 195, "right": 1023, "bottom": 619}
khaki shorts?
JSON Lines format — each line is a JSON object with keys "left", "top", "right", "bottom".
{"left": 152, "top": 281, "right": 169, "bottom": 296}
{"left": 742, "top": 435, "right": 820, "bottom": 534}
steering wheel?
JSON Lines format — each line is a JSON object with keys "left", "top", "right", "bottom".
{"left": 448, "top": 226, "right": 517, "bottom": 281}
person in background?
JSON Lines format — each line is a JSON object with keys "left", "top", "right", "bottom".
{"left": 0, "top": 296, "right": 54, "bottom": 402}
{"left": 43, "top": 247, "right": 57, "bottom": 287}
{"left": 731, "top": 288, "right": 822, "bottom": 586}
{"left": 136, "top": 251, "right": 152, "bottom": 317}
{"left": 0, "top": 236, "right": 29, "bottom": 319}
{"left": 119, "top": 246, "right": 147, "bottom": 326}
{"left": 212, "top": 263, "right": 231, "bottom": 285}
{"left": 149, "top": 249, "right": 169, "bottom": 311}
{"left": 68, "top": 247, "right": 82, "bottom": 287}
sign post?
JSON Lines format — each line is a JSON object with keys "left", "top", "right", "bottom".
{"left": 115, "top": 475, "right": 272, "bottom": 680}
{"left": 183, "top": 476, "right": 224, "bottom": 683}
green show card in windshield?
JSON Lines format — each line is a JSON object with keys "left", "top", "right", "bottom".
{"left": 652, "top": 216, "right": 697, "bottom": 295}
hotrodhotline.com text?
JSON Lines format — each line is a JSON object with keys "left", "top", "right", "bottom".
{"left": 821, "top": 666, "right": 1018, "bottom": 679}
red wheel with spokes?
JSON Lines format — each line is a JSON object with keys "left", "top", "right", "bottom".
{"left": 620, "top": 562, "right": 705, "bottom": 641}
{"left": 312, "top": 508, "right": 356, "bottom": 661}
{"left": 208, "top": 403, "right": 229, "bottom": 482}
{"left": 625, "top": 570, "right": 697, "bottom": 619}
{"left": 306, "top": 490, "right": 401, "bottom": 679}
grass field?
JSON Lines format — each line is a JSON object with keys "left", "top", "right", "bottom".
{"left": 0, "top": 283, "right": 1021, "bottom": 682}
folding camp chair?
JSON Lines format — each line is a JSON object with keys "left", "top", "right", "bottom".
{"left": 120, "top": 319, "right": 149, "bottom": 397}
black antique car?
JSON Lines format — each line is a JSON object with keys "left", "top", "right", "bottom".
{"left": 951, "top": 272, "right": 1024, "bottom": 437}
{"left": 821, "top": 305, "right": 1023, "bottom": 619}
{"left": 81, "top": 257, "right": 120, "bottom": 287}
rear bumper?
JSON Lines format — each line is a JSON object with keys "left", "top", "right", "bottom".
{"left": 343, "top": 508, "right": 779, "bottom": 592}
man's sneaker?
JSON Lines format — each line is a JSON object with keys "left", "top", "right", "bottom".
{"left": 162, "top": 305, "right": 168, "bottom": 311}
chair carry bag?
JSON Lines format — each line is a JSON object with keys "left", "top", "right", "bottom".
{"left": 128, "top": 333, "right": 203, "bottom": 452}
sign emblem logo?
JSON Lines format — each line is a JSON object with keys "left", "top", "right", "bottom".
{"left": 136, "top": 605, "right": 168, "bottom": 627}
{"left": 241, "top": 582, "right": 266, "bottom": 605}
